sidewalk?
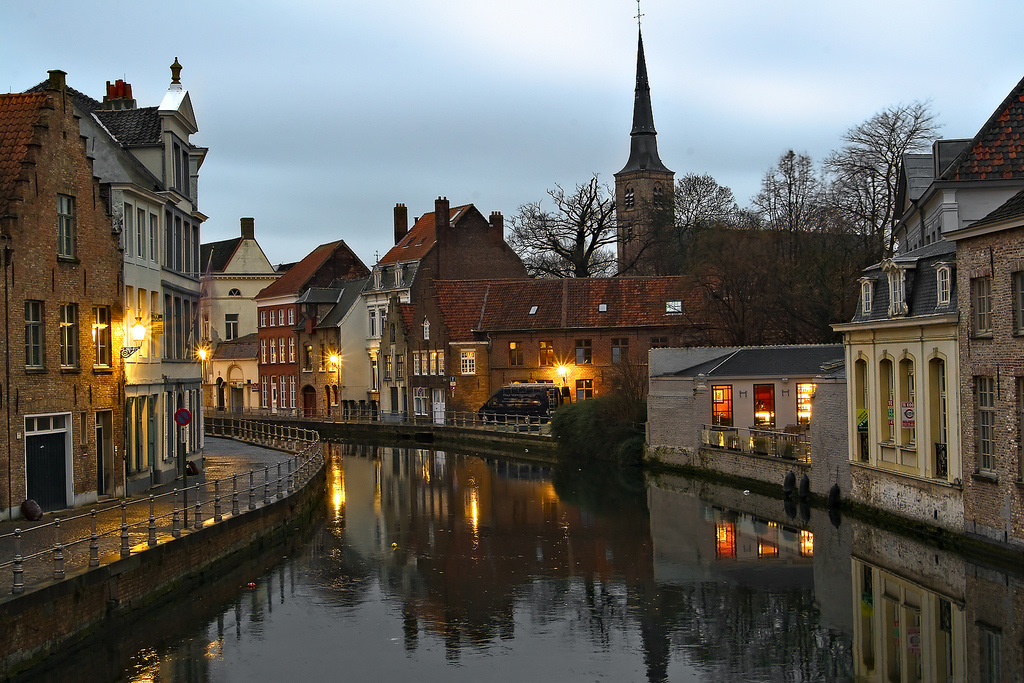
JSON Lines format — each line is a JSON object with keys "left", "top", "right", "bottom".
{"left": 0, "top": 437, "right": 294, "bottom": 597}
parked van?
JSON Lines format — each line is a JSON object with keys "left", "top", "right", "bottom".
{"left": 478, "top": 383, "right": 566, "bottom": 423}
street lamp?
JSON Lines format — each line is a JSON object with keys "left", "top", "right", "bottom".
{"left": 329, "top": 353, "right": 341, "bottom": 415}
{"left": 120, "top": 317, "right": 147, "bottom": 358}
{"left": 556, "top": 364, "right": 568, "bottom": 385}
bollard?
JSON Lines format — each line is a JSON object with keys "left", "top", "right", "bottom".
{"left": 54, "top": 518, "right": 65, "bottom": 580}
{"left": 194, "top": 491, "right": 202, "bottom": 530}
{"left": 264, "top": 466, "right": 270, "bottom": 505}
{"left": 120, "top": 502, "right": 130, "bottom": 558}
{"left": 148, "top": 495, "right": 157, "bottom": 547}
{"left": 172, "top": 488, "right": 181, "bottom": 538}
{"left": 214, "top": 479, "right": 223, "bottom": 523}
{"left": 12, "top": 529, "right": 24, "bottom": 594}
{"left": 232, "top": 474, "right": 239, "bottom": 516}
{"left": 287, "top": 458, "right": 294, "bottom": 494}
{"left": 89, "top": 509, "right": 99, "bottom": 567}
{"left": 276, "top": 462, "right": 283, "bottom": 500}
{"left": 249, "top": 470, "right": 256, "bottom": 511}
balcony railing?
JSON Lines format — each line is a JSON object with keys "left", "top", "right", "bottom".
{"left": 701, "top": 425, "right": 811, "bottom": 463}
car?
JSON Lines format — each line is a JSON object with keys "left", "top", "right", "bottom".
{"left": 478, "top": 383, "right": 566, "bottom": 423}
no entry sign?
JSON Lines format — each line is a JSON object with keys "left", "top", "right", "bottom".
{"left": 174, "top": 408, "right": 192, "bottom": 426}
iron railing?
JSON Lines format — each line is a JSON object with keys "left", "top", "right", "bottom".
{"left": 701, "top": 425, "right": 811, "bottom": 463}
{"left": 205, "top": 408, "right": 554, "bottom": 435}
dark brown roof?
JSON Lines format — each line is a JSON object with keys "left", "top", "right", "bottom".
{"left": 944, "top": 75, "right": 1024, "bottom": 181}
{"left": 0, "top": 92, "right": 48, "bottom": 210}
{"left": 398, "top": 303, "right": 416, "bottom": 331}
{"left": 380, "top": 205, "right": 469, "bottom": 264}
{"left": 255, "top": 240, "right": 366, "bottom": 300}
{"left": 435, "top": 277, "right": 705, "bottom": 341}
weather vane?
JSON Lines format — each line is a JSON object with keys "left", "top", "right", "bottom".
{"left": 635, "top": 0, "right": 643, "bottom": 29}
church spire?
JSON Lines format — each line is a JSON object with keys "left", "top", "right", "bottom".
{"left": 619, "top": 28, "right": 671, "bottom": 174}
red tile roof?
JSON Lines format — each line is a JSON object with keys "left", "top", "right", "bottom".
{"left": 946, "top": 75, "right": 1024, "bottom": 181}
{"left": 0, "top": 93, "right": 49, "bottom": 212}
{"left": 255, "top": 241, "right": 356, "bottom": 300}
{"left": 398, "top": 303, "right": 416, "bottom": 331}
{"left": 434, "top": 277, "right": 705, "bottom": 341}
{"left": 380, "top": 205, "right": 469, "bottom": 264}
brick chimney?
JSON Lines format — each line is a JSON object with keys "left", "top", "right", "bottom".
{"left": 394, "top": 203, "right": 408, "bottom": 244}
{"left": 434, "top": 197, "right": 450, "bottom": 247}
{"left": 489, "top": 211, "right": 504, "bottom": 244}
{"left": 240, "top": 217, "right": 255, "bottom": 240}
{"left": 45, "top": 70, "right": 66, "bottom": 92}
{"left": 102, "top": 79, "right": 136, "bottom": 110}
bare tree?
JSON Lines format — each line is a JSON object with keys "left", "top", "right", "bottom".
{"left": 753, "top": 150, "right": 823, "bottom": 236}
{"left": 824, "top": 101, "right": 940, "bottom": 255}
{"left": 508, "top": 175, "right": 618, "bottom": 278}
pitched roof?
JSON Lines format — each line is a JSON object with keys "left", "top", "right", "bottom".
{"left": 319, "top": 278, "right": 367, "bottom": 328}
{"left": 966, "top": 187, "right": 1024, "bottom": 230}
{"left": 212, "top": 333, "right": 258, "bottom": 360}
{"left": 93, "top": 107, "right": 161, "bottom": 146}
{"left": 201, "top": 237, "right": 242, "bottom": 273}
{"left": 943, "top": 75, "right": 1024, "bottom": 181}
{"left": 380, "top": 205, "right": 469, "bottom": 264}
{"left": 24, "top": 81, "right": 101, "bottom": 112}
{"left": 851, "top": 240, "right": 956, "bottom": 324}
{"left": 434, "top": 277, "right": 704, "bottom": 341}
{"left": 0, "top": 92, "right": 48, "bottom": 210}
{"left": 671, "top": 345, "right": 844, "bottom": 378}
{"left": 255, "top": 241, "right": 365, "bottom": 300}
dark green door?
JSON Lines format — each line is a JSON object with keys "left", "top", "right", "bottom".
{"left": 26, "top": 432, "right": 67, "bottom": 511}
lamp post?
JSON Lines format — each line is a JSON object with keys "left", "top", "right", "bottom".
{"left": 329, "top": 354, "right": 340, "bottom": 418}
{"left": 196, "top": 347, "right": 208, "bottom": 409}
{"left": 120, "top": 318, "right": 147, "bottom": 498}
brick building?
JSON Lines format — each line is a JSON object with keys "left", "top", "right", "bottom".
{"left": 255, "top": 240, "right": 368, "bottom": 414}
{"left": 0, "top": 72, "right": 124, "bottom": 514}
{"left": 946, "top": 189, "right": 1024, "bottom": 549}
{"left": 365, "top": 198, "right": 527, "bottom": 418}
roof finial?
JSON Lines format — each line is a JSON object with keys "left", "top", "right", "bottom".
{"left": 635, "top": 0, "right": 643, "bottom": 29}
{"left": 170, "top": 57, "right": 182, "bottom": 85}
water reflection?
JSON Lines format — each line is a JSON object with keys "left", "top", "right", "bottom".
{"left": 21, "top": 443, "right": 1024, "bottom": 682}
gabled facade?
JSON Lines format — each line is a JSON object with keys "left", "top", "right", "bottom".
{"left": 255, "top": 240, "right": 368, "bottom": 414}
{"left": 207, "top": 332, "right": 258, "bottom": 412}
{"left": 0, "top": 72, "right": 124, "bottom": 513}
{"left": 362, "top": 198, "right": 528, "bottom": 418}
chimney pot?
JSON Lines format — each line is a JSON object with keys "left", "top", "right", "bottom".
{"left": 240, "top": 217, "right": 255, "bottom": 240}
{"left": 489, "top": 211, "right": 504, "bottom": 243}
{"left": 394, "top": 203, "right": 409, "bottom": 245}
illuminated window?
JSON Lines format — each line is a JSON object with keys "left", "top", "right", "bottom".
{"left": 796, "top": 383, "right": 815, "bottom": 425}
{"left": 753, "top": 384, "right": 775, "bottom": 428}
{"left": 539, "top": 341, "right": 554, "bottom": 366}
{"left": 576, "top": 378, "right": 593, "bottom": 400}
{"left": 460, "top": 350, "right": 476, "bottom": 375}
{"left": 757, "top": 538, "right": 778, "bottom": 558}
{"left": 711, "top": 385, "right": 733, "bottom": 426}
{"left": 509, "top": 341, "right": 523, "bottom": 366}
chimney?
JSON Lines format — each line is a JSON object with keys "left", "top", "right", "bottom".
{"left": 240, "top": 217, "right": 255, "bottom": 240}
{"left": 434, "top": 196, "right": 450, "bottom": 246}
{"left": 489, "top": 211, "right": 504, "bottom": 244}
{"left": 102, "top": 79, "right": 136, "bottom": 110}
{"left": 45, "top": 70, "right": 66, "bottom": 92}
{"left": 394, "top": 203, "right": 408, "bottom": 244}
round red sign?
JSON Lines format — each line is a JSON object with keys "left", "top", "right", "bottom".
{"left": 174, "top": 408, "right": 192, "bottom": 426}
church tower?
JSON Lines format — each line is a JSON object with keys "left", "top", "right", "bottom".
{"left": 615, "top": 27, "right": 674, "bottom": 274}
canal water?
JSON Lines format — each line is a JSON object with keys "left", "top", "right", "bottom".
{"left": 34, "top": 443, "right": 1023, "bottom": 682}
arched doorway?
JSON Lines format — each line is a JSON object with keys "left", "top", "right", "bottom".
{"left": 215, "top": 377, "right": 225, "bottom": 410}
{"left": 302, "top": 385, "right": 317, "bottom": 418}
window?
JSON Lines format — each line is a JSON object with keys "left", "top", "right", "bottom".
{"left": 319, "top": 345, "right": 326, "bottom": 372}
{"left": 665, "top": 300, "right": 682, "bottom": 314}
{"left": 369, "top": 309, "right": 377, "bottom": 337}
{"left": 261, "top": 377, "right": 268, "bottom": 407}
{"left": 280, "top": 308, "right": 287, "bottom": 326}
{"left": 396, "top": 354, "right": 404, "bottom": 380}
{"left": 598, "top": 303, "right": 608, "bottom": 313}
{"left": 383, "top": 354, "right": 392, "bottom": 380}
{"left": 611, "top": 338, "right": 628, "bottom": 364}
{"left": 288, "top": 308, "right": 295, "bottom": 325}
{"left": 460, "top": 350, "right": 476, "bottom": 375}
{"left": 1012, "top": 271, "right": 1024, "bottom": 334}
{"left": 753, "top": 384, "right": 775, "bottom": 428}
{"left": 373, "top": 269, "right": 381, "bottom": 289}
{"left": 624, "top": 186, "right": 635, "bottom": 208}
{"left": 124, "top": 203, "right": 134, "bottom": 256}
{"left": 977, "top": 376, "right": 996, "bottom": 471}
{"left": 650, "top": 337, "right": 669, "bottom": 348}
{"left": 438, "top": 350, "right": 445, "bottom": 374}
{"left": 796, "top": 383, "right": 815, "bottom": 425}
{"left": 860, "top": 279, "right": 873, "bottom": 315}
{"left": 539, "top": 341, "right": 554, "bottom": 367}
{"left": 430, "top": 350, "right": 438, "bottom": 375}
{"left": 25, "top": 301, "right": 44, "bottom": 368}
{"left": 269, "top": 338, "right": 277, "bottom": 364}
{"left": 136, "top": 207, "right": 146, "bottom": 260}
{"left": 1018, "top": 377, "right": 1024, "bottom": 479}
{"left": 260, "top": 339, "right": 266, "bottom": 364}
{"left": 279, "top": 376, "right": 286, "bottom": 408}
{"left": 290, "top": 377, "right": 296, "bottom": 407}
{"left": 528, "top": 305, "right": 538, "bottom": 316}
{"left": 289, "top": 337, "right": 296, "bottom": 363}
{"left": 509, "top": 341, "right": 523, "bottom": 366}
{"left": 575, "top": 339, "right": 592, "bottom": 365}
{"left": 149, "top": 213, "right": 158, "bottom": 263}
{"left": 936, "top": 265, "right": 951, "bottom": 306}
{"left": 227, "top": 288, "right": 241, "bottom": 297}
{"left": 576, "top": 378, "right": 593, "bottom": 401}
{"left": 59, "top": 303, "right": 78, "bottom": 368}
{"left": 930, "top": 358, "right": 949, "bottom": 478}
{"left": 972, "top": 276, "right": 993, "bottom": 335}
{"left": 423, "top": 319, "right": 430, "bottom": 340}
{"left": 879, "top": 358, "right": 895, "bottom": 442}
{"left": 303, "top": 344, "right": 313, "bottom": 371}
{"left": 888, "top": 268, "right": 907, "bottom": 316}
{"left": 58, "top": 194, "right": 75, "bottom": 258}
{"left": 269, "top": 310, "right": 276, "bottom": 327}
{"left": 978, "top": 625, "right": 1001, "bottom": 683}
{"left": 653, "top": 183, "right": 664, "bottom": 207}
{"left": 225, "top": 314, "right": 238, "bottom": 341}
{"left": 711, "top": 385, "right": 733, "bottom": 426}
{"left": 260, "top": 310, "right": 266, "bottom": 327}
{"left": 371, "top": 357, "right": 379, "bottom": 391}
{"left": 92, "top": 306, "right": 111, "bottom": 367}
{"left": 899, "top": 358, "right": 916, "bottom": 445}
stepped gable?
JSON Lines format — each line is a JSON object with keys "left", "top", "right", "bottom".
{"left": 943, "top": 75, "right": 1024, "bottom": 181}
{"left": 0, "top": 93, "right": 50, "bottom": 210}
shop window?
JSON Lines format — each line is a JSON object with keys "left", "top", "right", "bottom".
{"left": 753, "top": 384, "right": 775, "bottom": 428}
{"left": 711, "top": 385, "right": 733, "bottom": 426}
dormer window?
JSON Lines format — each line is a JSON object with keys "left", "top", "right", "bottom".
{"left": 665, "top": 300, "right": 682, "bottom": 315}
{"left": 598, "top": 303, "right": 608, "bottom": 313}
{"left": 887, "top": 267, "right": 907, "bottom": 317}
{"left": 423, "top": 319, "right": 430, "bottom": 341}
{"left": 936, "top": 264, "right": 951, "bottom": 306}
{"left": 529, "top": 305, "right": 538, "bottom": 315}
{"left": 394, "top": 268, "right": 403, "bottom": 288}
{"left": 860, "top": 279, "right": 873, "bottom": 315}
{"left": 373, "top": 268, "right": 382, "bottom": 289}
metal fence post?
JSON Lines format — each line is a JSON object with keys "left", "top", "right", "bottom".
{"left": 287, "top": 458, "right": 294, "bottom": 494}
{"left": 172, "top": 489, "right": 181, "bottom": 538}
{"left": 12, "top": 529, "right": 23, "bottom": 594}
{"left": 249, "top": 470, "right": 256, "bottom": 510}
{"left": 148, "top": 494, "right": 157, "bottom": 547}
{"left": 89, "top": 509, "right": 99, "bottom": 567}
{"left": 214, "top": 479, "right": 223, "bottom": 522}
{"left": 264, "top": 466, "right": 270, "bottom": 505}
{"left": 232, "top": 474, "right": 239, "bottom": 516}
{"left": 194, "top": 488, "right": 202, "bottom": 530}
{"left": 120, "top": 502, "right": 130, "bottom": 558}
{"left": 52, "top": 518, "right": 65, "bottom": 580}
{"left": 276, "top": 462, "right": 282, "bottom": 500}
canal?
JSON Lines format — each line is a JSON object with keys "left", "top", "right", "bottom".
{"left": 32, "top": 442, "right": 1022, "bottom": 682}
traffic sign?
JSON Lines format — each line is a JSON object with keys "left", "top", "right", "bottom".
{"left": 174, "top": 408, "right": 192, "bottom": 426}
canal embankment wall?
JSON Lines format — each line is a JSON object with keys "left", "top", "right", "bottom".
{"left": 0, "top": 463, "right": 325, "bottom": 679}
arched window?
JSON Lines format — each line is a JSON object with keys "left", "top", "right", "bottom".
{"left": 653, "top": 183, "right": 664, "bottom": 207}
{"left": 624, "top": 186, "right": 635, "bottom": 208}
{"left": 228, "top": 288, "right": 242, "bottom": 297}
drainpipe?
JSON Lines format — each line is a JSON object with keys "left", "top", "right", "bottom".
{"left": 1, "top": 234, "right": 11, "bottom": 518}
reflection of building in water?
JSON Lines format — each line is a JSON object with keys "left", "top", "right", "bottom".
{"left": 964, "top": 566, "right": 1024, "bottom": 683}
{"left": 851, "top": 558, "right": 966, "bottom": 682}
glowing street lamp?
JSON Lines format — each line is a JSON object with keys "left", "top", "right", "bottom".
{"left": 120, "top": 317, "right": 147, "bottom": 358}
{"left": 556, "top": 364, "right": 568, "bottom": 385}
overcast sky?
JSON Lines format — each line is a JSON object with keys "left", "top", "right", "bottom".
{"left": 6, "top": 1, "right": 1023, "bottom": 266}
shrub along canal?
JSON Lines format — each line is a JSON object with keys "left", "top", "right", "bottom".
{"left": 26, "top": 440, "right": 1022, "bottom": 682}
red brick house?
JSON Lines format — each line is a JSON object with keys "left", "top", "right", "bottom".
{"left": 255, "top": 240, "right": 368, "bottom": 414}
{"left": 0, "top": 72, "right": 125, "bottom": 514}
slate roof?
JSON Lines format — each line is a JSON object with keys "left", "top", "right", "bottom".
{"left": 319, "top": 278, "right": 367, "bottom": 328}
{"left": 201, "top": 237, "right": 242, "bottom": 273}
{"left": 434, "top": 277, "right": 704, "bottom": 341}
{"left": 212, "top": 333, "right": 258, "bottom": 361}
{"left": 93, "top": 107, "right": 161, "bottom": 146}
{"left": 256, "top": 241, "right": 355, "bottom": 300}
{"left": 24, "top": 81, "right": 100, "bottom": 112}
{"left": 850, "top": 240, "right": 956, "bottom": 324}
{"left": 0, "top": 92, "right": 48, "bottom": 210}
{"left": 670, "top": 345, "right": 844, "bottom": 379}
{"left": 380, "top": 205, "right": 469, "bottom": 264}
{"left": 902, "top": 153, "right": 934, "bottom": 202}
{"left": 965, "top": 187, "right": 1024, "bottom": 230}
{"left": 942, "top": 75, "right": 1024, "bottom": 181}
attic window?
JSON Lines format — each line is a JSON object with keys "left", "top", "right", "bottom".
{"left": 228, "top": 288, "right": 242, "bottom": 297}
{"left": 936, "top": 264, "right": 952, "bottom": 306}
{"left": 529, "top": 305, "right": 539, "bottom": 316}
{"left": 598, "top": 303, "right": 608, "bottom": 313}
{"left": 886, "top": 266, "right": 907, "bottom": 317}
{"left": 860, "top": 279, "right": 872, "bottom": 315}
{"left": 665, "top": 300, "right": 682, "bottom": 315}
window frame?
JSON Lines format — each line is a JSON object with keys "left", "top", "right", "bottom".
{"left": 1012, "top": 271, "right": 1024, "bottom": 335}
{"left": 58, "top": 194, "right": 75, "bottom": 259}
{"left": 611, "top": 338, "right": 628, "bottom": 364}
{"left": 575, "top": 339, "right": 592, "bottom": 365}
{"left": 460, "top": 349, "right": 476, "bottom": 375}
{"left": 711, "top": 385, "right": 733, "bottom": 426}
{"left": 92, "top": 306, "right": 111, "bottom": 368}
{"left": 936, "top": 265, "right": 951, "bottom": 306}
{"left": 972, "top": 276, "right": 993, "bottom": 336}
{"left": 539, "top": 341, "right": 554, "bottom": 367}
{"left": 509, "top": 341, "right": 523, "bottom": 367}
{"left": 59, "top": 303, "right": 79, "bottom": 368}
{"left": 25, "top": 300, "right": 44, "bottom": 368}
{"left": 977, "top": 376, "right": 996, "bottom": 472}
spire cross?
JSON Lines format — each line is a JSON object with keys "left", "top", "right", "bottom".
{"left": 635, "top": 0, "right": 643, "bottom": 29}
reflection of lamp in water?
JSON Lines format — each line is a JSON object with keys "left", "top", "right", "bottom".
{"left": 330, "top": 459, "right": 345, "bottom": 517}
{"left": 466, "top": 484, "right": 480, "bottom": 536}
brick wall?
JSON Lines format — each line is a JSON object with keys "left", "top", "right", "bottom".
{"left": 809, "top": 379, "right": 851, "bottom": 496}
